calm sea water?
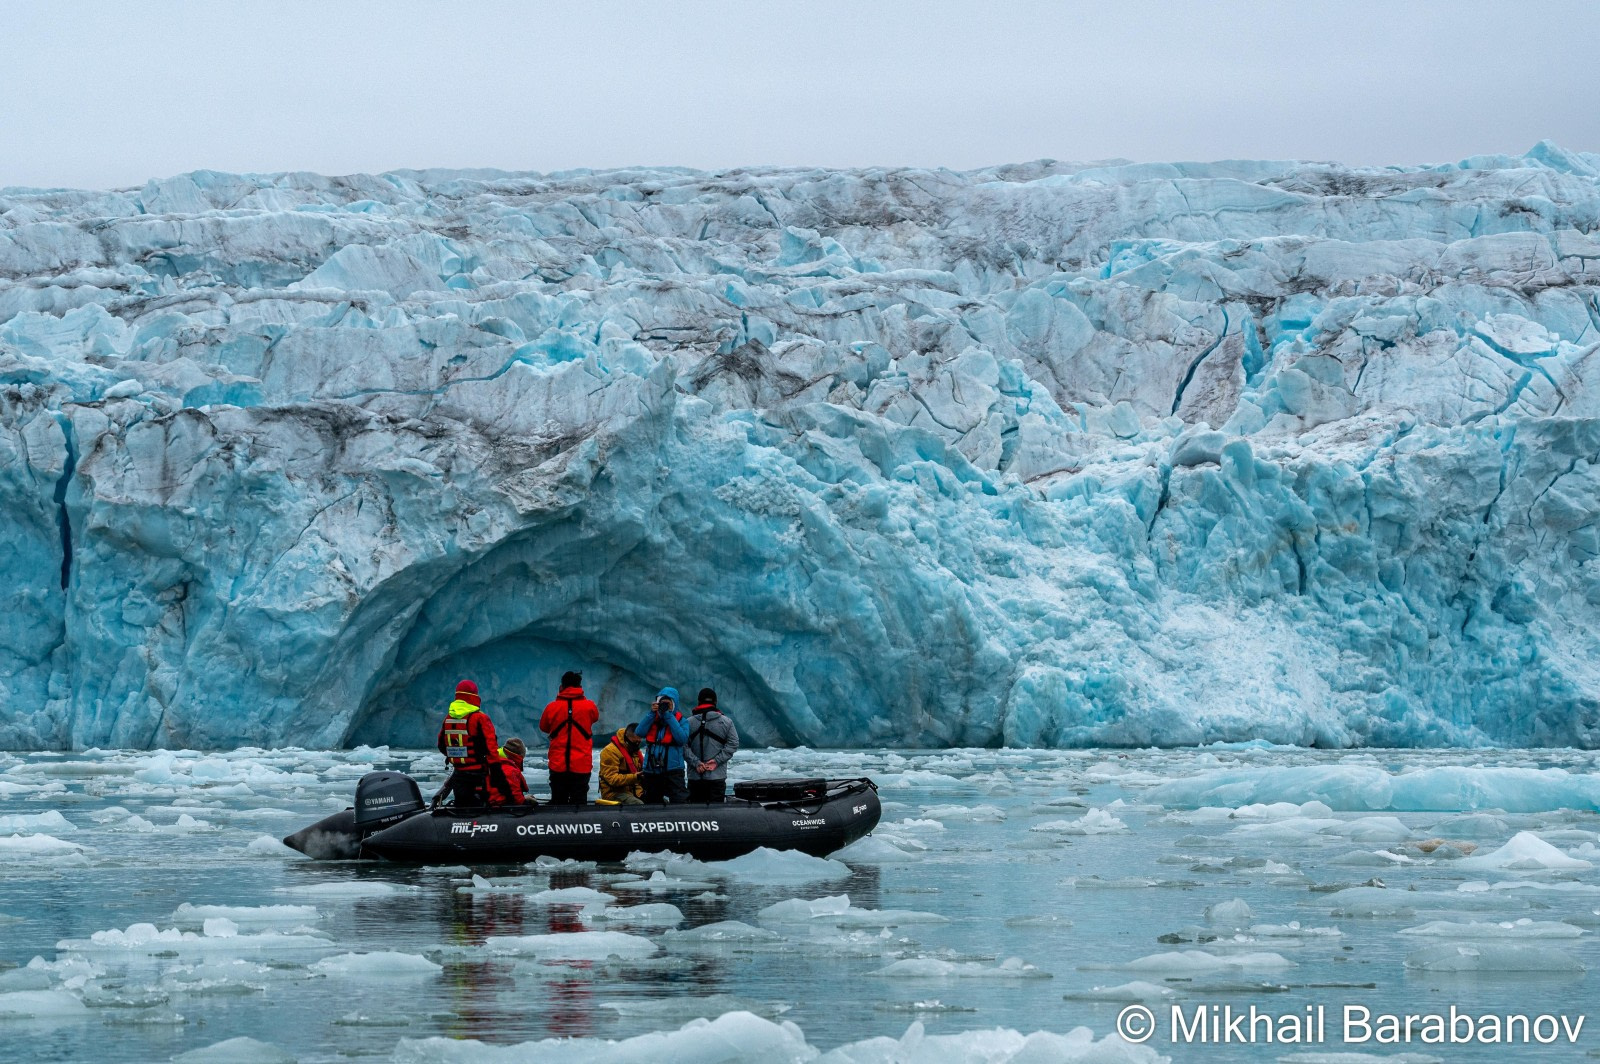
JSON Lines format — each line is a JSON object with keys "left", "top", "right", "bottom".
{"left": 2, "top": 745, "right": 1598, "bottom": 1062}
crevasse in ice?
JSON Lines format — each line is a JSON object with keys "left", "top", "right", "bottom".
{"left": 3, "top": 146, "right": 1600, "bottom": 749}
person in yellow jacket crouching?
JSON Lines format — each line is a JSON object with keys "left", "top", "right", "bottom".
{"left": 598, "top": 724, "right": 645, "bottom": 805}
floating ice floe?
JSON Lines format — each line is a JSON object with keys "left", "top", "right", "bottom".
{"left": 869, "top": 957, "right": 1050, "bottom": 980}
{"left": 0, "top": 810, "right": 77, "bottom": 834}
{"left": 527, "top": 885, "right": 615, "bottom": 905}
{"left": 714, "top": 846, "right": 852, "bottom": 882}
{"left": 661, "top": 921, "right": 784, "bottom": 945}
{"left": 57, "top": 921, "right": 331, "bottom": 955}
{"left": 1456, "top": 831, "right": 1593, "bottom": 871}
{"left": 1204, "top": 898, "right": 1253, "bottom": 929}
{"left": 1151, "top": 765, "right": 1600, "bottom": 814}
{"left": 1403, "top": 943, "right": 1586, "bottom": 972}
{"left": 830, "top": 836, "right": 925, "bottom": 864}
{"left": 311, "top": 951, "right": 442, "bottom": 978}
{"left": 580, "top": 903, "right": 684, "bottom": 927}
{"left": 456, "top": 874, "right": 546, "bottom": 895}
{"left": 171, "top": 1036, "right": 296, "bottom": 1063}
{"left": 482, "top": 931, "right": 658, "bottom": 960}
{"left": 611, "top": 869, "right": 720, "bottom": 893}
{"left": 1084, "top": 950, "right": 1295, "bottom": 973}
{"left": 1031, "top": 807, "right": 1128, "bottom": 835}
{"left": 0, "top": 833, "right": 83, "bottom": 857}
{"left": 245, "top": 835, "right": 304, "bottom": 858}
{"left": 1398, "top": 918, "right": 1586, "bottom": 939}
{"left": 1061, "top": 981, "right": 1180, "bottom": 1002}
{"left": 0, "top": 990, "right": 90, "bottom": 1019}
{"left": 598, "top": 995, "right": 790, "bottom": 1021}
{"left": 920, "top": 804, "right": 1006, "bottom": 822}
{"left": 273, "top": 881, "right": 419, "bottom": 899}
{"left": 756, "top": 894, "right": 949, "bottom": 927}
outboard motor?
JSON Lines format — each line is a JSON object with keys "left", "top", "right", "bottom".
{"left": 354, "top": 771, "right": 426, "bottom": 828}
{"left": 284, "top": 771, "right": 428, "bottom": 860}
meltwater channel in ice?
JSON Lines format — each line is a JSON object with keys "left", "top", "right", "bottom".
{"left": 3, "top": 744, "right": 1599, "bottom": 1061}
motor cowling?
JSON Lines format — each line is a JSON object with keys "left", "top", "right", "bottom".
{"left": 354, "top": 771, "right": 425, "bottom": 828}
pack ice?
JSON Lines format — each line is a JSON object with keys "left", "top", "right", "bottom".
{"left": 4, "top": 146, "right": 1600, "bottom": 750}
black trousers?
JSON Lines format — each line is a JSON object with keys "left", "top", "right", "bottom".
{"left": 548, "top": 771, "right": 589, "bottom": 806}
{"left": 641, "top": 769, "right": 688, "bottom": 804}
{"left": 438, "top": 769, "right": 489, "bottom": 807}
{"left": 687, "top": 779, "right": 726, "bottom": 803}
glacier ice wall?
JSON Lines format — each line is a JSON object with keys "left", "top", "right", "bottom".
{"left": 3, "top": 146, "right": 1600, "bottom": 750}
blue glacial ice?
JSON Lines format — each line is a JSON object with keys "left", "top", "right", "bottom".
{"left": 3, "top": 146, "right": 1600, "bottom": 749}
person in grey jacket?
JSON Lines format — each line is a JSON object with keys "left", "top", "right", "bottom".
{"left": 686, "top": 688, "right": 739, "bottom": 802}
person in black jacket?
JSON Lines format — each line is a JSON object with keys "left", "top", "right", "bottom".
{"left": 686, "top": 687, "right": 739, "bottom": 803}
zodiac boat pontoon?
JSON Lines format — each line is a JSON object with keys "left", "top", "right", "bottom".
{"left": 283, "top": 771, "right": 881, "bottom": 863}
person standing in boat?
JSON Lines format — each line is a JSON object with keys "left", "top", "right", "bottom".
{"left": 599, "top": 724, "right": 645, "bottom": 804}
{"left": 686, "top": 688, "right": 739, "bottom": 803}
{"left": 540, "top": 671, "right": 600, "bottom": 806}
{"left": 435, "top": 679, "right": 510, "bottom": 807}
{"left": 637, "top": 687, "right": 689, "bottom": 804}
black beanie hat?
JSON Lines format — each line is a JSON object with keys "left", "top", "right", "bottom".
{"left": 561, "top": 671, "right": 582, "bottom": 688}
{"left": 697, "top": 688, "right": 716, "bottom": 705}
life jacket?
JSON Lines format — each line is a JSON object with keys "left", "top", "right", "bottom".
{"left": 440, "top": 700, "right": 495, "bottom": 771}
{"left": 642, "top": 708, "right": 683, "bottom": 772}
{"left": 540, "top": 687, "right": 599, "bottom": 773}
{"left": 609, "top": 732, "right": 641, "bottom": 774}
{"left": 490, "top": 750, "right": 528, "bottom": 805}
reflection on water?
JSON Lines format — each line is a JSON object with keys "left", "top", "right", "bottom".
{"left": 1, "top": 745, "right": 1597, "bottom": 1061}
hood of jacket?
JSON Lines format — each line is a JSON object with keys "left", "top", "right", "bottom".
{"left": 448, "top": 699, "right": 480, "bottom": 719}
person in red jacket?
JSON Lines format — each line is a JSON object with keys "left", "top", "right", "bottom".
{"left": 434, "top": 679, "right": 509, "bottom": 808}
{"left": 488, "top": 737, "right": 533, "bottom": 805}
{"left": 539, "top": 671, "right": 600, "bottom": 806}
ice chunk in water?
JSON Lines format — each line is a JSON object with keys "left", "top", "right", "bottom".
{"left": 1061, "top": 981, "right": 1180, "bottom": 1002}
{"left": 528, "top": 886, "right": 615, "bottom": 905}
{"left": 1085, "top": 950, "right": 1295, "bottom": 973}
{"left": 273, "top": 882, "right": 419, "bottom": 899}
{"left": 1457, "top": 831, "right": 1593, "bottom": 871}
{"left": 0, "top": 990, "right": 89, "bottom": 1018}
{"left": 831, "top": 836, "right": 923, "bottom": 863}
{"left": 1204, "top": 898, "right": 1254, "bottom": 930}
{"left": 393, "top": 1011, "right": 813, "bottom": 1063}
{"left": 920, "top": 804, "right": 1006, "bottom": 822}
{"left": 869, "top": 957, "right": 1051, "bottom": 980}
{"left": 580, "top": 903, "right": 684, "bottom": 927}
{"left": 171, "top": 1037, "right": 296, "bottom": 1063}
{"left": 715, "top": 847, "right": 851, "bottom": 882}
{"left": 483, "top": 931, "right": 658, "bottom": 960}
{"left": 1030, "top": 807, "right": 1128, "bottom": 835}
{"left": 0, "top": 833, "right": 83, "bottom": 856}
{"left": 170, "top": 904, "right": 320, "bottom": 926}
{"left": 757, "top": 894, "right": 950, "bottom": 927}
{"left": 246, "top": 835, "right": 304, "bottom": 859}
{"left": 0, "top": 810, "right": 77, "bottom": 834}
{"left": 1403, "top": 943, "right": 1586, "bottom": 972}
{"left": 1398, "top": 919, "right": 1586, "bottom": 939}
{"left": 311, "top": 951, "right": 442, "bottom": 977}
{"left": 662, "top": 921, "right": 784, "bottom": 945}
{"left": 611, "top": 869, "right": 720, "bottom": 892}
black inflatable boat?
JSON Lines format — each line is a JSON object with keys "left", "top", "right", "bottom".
{"left": 283, "top": 771, "right": 881, "bottom": 863}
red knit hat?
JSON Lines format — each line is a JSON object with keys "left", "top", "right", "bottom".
{"left": 454, "top": 680, "right": 481, "bottom": 707}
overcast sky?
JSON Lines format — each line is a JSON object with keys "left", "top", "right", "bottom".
{"left": 4, "top": 1, "right": 1595, "bottom": 190}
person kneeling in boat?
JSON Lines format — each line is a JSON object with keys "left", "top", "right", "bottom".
{"left": 686, "top": 687, "right": 738, "bottom": 803}
{"left": 638, "top": 687, "right": 688, "bottom": 804}
{"left": 434, "top": 679, "right": 511, "bottom": 807}
{"left": 599, "top": 724, "right": 645, "bottom": 805}
{"left": 488, "top": 738, "right": 537, "bottom": 805}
